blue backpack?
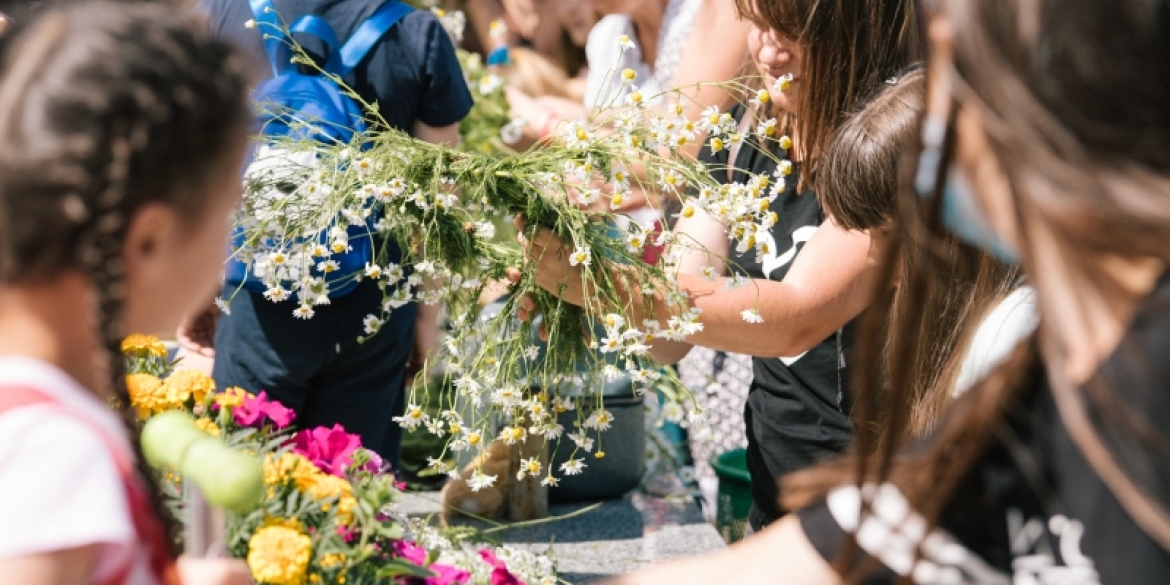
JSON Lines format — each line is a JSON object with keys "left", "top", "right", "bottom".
{"left": 225, "top": 0, "right": 413, "bottom": 299}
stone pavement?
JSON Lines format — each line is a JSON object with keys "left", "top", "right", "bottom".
{"left": 396, "top": 491, "right": 727, "bottom": 583}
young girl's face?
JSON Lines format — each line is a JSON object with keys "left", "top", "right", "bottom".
{"left": 747, "top": 22, "right": 803, "bottom": 113}
{"left": 121, "top": 137, "right": 247, "bottom": 337}
{"left": 558, "top": 0, "right": 598, "bottom": 47}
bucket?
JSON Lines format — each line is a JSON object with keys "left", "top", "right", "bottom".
{"left": 710, "top": 448, "right": 752, "bottom": 543}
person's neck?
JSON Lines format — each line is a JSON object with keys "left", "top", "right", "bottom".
{"left": 1031, "top": 232, "right": 1164, "bottom": 384}
{"left": 629, "top": 0, "right": 668, "bottom": 66}
{"left": 0, "top": 273, "right": 107, "bottom": 397}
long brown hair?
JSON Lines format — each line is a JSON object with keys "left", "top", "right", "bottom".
{"left": 732, "top": 0, "right": 921, "bottom": 185}
{"left": 0, "top": 2, "right": 249, "bottom": 548}
{"left": 820, "top": 67, "right": 1021, "bottom": 438}
{"left": 790, "top": 0, "right": 1170, "bottom": 571}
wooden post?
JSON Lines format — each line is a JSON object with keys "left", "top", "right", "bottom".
{"left": 506, "top": 433, "right": 548, "bottom": 521}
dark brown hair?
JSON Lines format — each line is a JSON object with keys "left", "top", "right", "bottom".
{"left": 790, "top": 0, "right": 1170, "bottom": 572}
{"left": 820, "top": 67, "right": 1021, "bottom": 437}
{"left": 732, "top": 0, "right": 922, "bottom": 184}
{"left": 0, "top": 1, "right": 250, "bottom": 548}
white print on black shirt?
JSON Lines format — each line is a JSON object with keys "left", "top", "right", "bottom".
{"left": 1007, "top": 508, "right": 1101, "bottom": 585}
{"left": 826, "top": 484, "right": 1104, "bottom": 585}
{"left": 756, "top": 225, "right": 818, "bottom": 366}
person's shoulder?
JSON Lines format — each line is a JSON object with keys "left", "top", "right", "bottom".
{"left": 0, "top": 409, "right": 133, "bottom": 555}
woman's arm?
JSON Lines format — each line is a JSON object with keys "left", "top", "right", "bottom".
{"left": 668, "top": 0, "right": 752, "bottom": 159}
{"left": 522, "top": 217, "right": 883, "bottom": 364}
{"left": 604, "top": 514, "right": 843, "bottom": 585}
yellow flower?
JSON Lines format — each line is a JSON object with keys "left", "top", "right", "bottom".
{"left": 194, "top": 417, "right": 220, "bottom": 437}
{"left": 161, "top": 369, "right": 216, "bottom": 406}
{"left": 121, "top": 334, "right": 167, "bottom": 358}
{"left": 125, "top": 373, "right": 165, "bottom": 418}
{"left": 247, "top": 525, "right": 311, "bottom": 585}
{"left": 215, "top": 386, "right": 250, "bottom": 410}
{"left": 307, "top": 474, "right": 356, "bottom": 524}
{"left": 264, "top": 453, "right": 320, "bottom": 493}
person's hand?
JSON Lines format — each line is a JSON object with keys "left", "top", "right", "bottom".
{"left": 176, "top": 303, "right": 220, "bottom": 358}
{"left": 177, "top": 556, "right": 252, "bottom": 585}
{"left": 513, "top": 215, "right": 588, "bottom": 306}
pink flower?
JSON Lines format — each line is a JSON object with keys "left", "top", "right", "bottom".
{"left": 394, "top": 540, "right": 427, "bottom": 566}
{"left": 232, "top": 391, "right": 296, "bottom": 429}
{"left": 427, "top": 564, "right": 471, "bottom": 585}
{"left": 478, "top": 550, "right": 523, "bottom": 585}
{"left": 292, "top": 424, "right": 372, "bottom": 477}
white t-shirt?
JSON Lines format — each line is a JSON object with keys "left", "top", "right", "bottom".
{"left": 953, "top": 286, "right": 1040, "bottom": 396}
{"left": 582, "top": 0, "right": 704, "bottom": 110}
{"left": 0, "top": 356, "right": 157, "bottom": 585}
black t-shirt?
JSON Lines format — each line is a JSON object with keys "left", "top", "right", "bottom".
{"left": 799, "top": 274, "right": 1170, "bottom": 584}
{"left": 201, "top": 0, "right": 474, "bottom": 133}
{"left": 695, "top": 106, "right": 854, "bottom": 526}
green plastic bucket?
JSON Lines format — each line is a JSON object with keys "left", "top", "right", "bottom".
{"left": 711, "top": 448, "right": 752, "bottom": 543}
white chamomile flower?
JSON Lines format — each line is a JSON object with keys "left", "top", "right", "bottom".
{"left": 778, "top": 135, "right": 794, "bottom": 150}
{"left": 364, "top": 263, "right": 383, "bottom": 280}
{"left": 741, "top": 308, "right": 764, "bottom": 324}
{"left": 773, "top": 72, "right": 794, "bottom": 93}
{"left": 552, "top": 397, "right": 575, "bottom": 413}
{"left": 290, "top": 301, "right": 313, "bottom": 320}
{"left": 663, "top": 402, "right": 685, "bottom": 422}
{"left": 621, "top": 68, "right": 637, "bottom": 84}
{"left": 610, "top": 190, "right": 628, "bottom": 210}
{"left": 616, "top": 34, "right": 635, "bottom": 51}
{"left": 564, "top": 121, "right": 595, "bottom": 150}
{"left": 624, "top": 86, "right": 645, "bottom": 108}
{"left": 244, "top": 19, "right": 256, "bottom": 29}
{"left": 676, "top": 201, "right": 698, "bottom": 219}
{"left": 576, "top": 188, "right": 601, "bottom": 206}
{"left": 363, "top": 314, "right": 383, "bottom": 335}
{"left": 569, "top": 246, "right": 592, "bottom": 267}
{"left": 687, "top": 406, "right": 706, "bottom": 424}
{"left": 599, "top": 336, "right": 622, "bottom": 354}
{"left": 424, "top": 418, "right": 445, "bottom": 436}
{"left": 700, "top": 266, "right": 719, "bottom": 282}
{"left": 541, "top": 476, "right": 560, "bottom": 487}
{"left": 263, "top": 285, "right": 290, "bottom": 302}
{"left": 560, "top": 458, "right": 586, "bottom": 475}
{"left": 626, "top": 233, "right": 646, "bottom": 253}
{"left": 214, "top": 297, "right": 231, "bottom": 316}
{"left": 728, "top": 132, "right": 746, "bottom": 149}
{"left": 659, "top": 170, "right": 683, "bottom": 191}
{"left": 775, "top": 159, "right": 794, "bottom": 178}
{"left": 317, "top": 259, "right": 340, "bottom": 274}
{"left": 568, "top": 432, "right": 594, "bottom": 452}
{"left": 584, "top": 410, "right": 614, "bottom": 431}
{"left": 468, "top": 470, "right": 497, "bottom": 492}
{"left": 394, "top": 404, "right": 428, "bottom": 430}
{"left": 519, "top": 457, "right": 542, "bottom": 478}
{"left": 750, "top": 88, "right": 771, "bottom": 107}
{"left": 355, "top": 157, "right": 376, "bottom": 175}
{"left": 611, "top": 166, "right": 630, "bottom": 188}
{"left": 708, "top": 136, "right": 726, "bottom": 153}
{"left": 757, "top": 118, "right": 778, "bottom": 137}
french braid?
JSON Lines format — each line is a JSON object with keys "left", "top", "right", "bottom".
{"left": 0, "top": 2, "right": 250, "bottom": 551}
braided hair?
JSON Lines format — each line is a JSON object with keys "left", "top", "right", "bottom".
{"left": 0, "top": 2, "right": 250, "bottom": 550}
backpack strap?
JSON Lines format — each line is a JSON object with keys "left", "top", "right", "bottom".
{"left": 0, "top": 386, "right": 179, "bottom": 585}
{"left": 289, "top": 14, "right": 343, "bottom": 75}
{"left": 248, "top": 0, "right": 289, "bottom": 77}
{"left": 337, "top": 0, "right": 414, "bottom": 79}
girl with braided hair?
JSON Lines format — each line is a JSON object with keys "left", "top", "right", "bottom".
{"left": 0, "top": 2, "right": 252, "bottom": 584}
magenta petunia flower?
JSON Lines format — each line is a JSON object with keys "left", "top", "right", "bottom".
{"left": 232, "top": 391, "right": 296, "bottom": 429}
{"left": 427, "top": 564, "right": 471, "bottom": 585}
{"left": 291, "top": 424, "right": 383, "bottom": 477}
{"left": 394, "top": 540, "right": 427, "bottom": 565}
{"left": 478, "top": 550, "right": 523, "bottom": 585}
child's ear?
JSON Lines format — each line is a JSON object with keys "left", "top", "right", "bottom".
{"left": 122, "top": 203, "right": 180, "bottom": 279}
